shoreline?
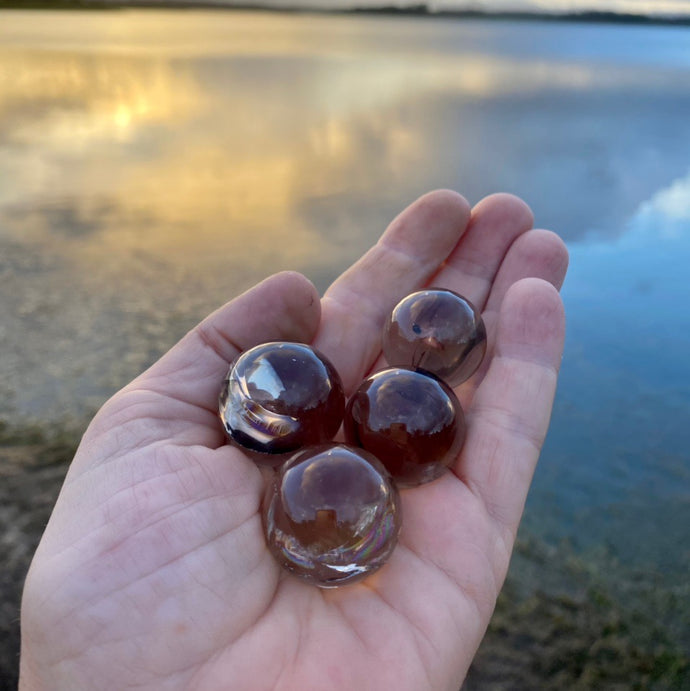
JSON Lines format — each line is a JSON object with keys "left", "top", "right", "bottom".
{"left": 0, "top": 419, "right": 688, "bottom": 689}
{"left": 1, "top": 1, "right": 690, "bottom": 26}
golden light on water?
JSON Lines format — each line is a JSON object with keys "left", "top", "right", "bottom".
{"left": 2, "top": 7, "right": 690, "bottom": 428}
{"left": 0, "top": 10, "right": 675, "bottom": 275}
{"left": 0, "top": 51, "right": 205, "bottom": 142}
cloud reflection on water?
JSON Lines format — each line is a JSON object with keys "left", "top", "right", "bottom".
{"left": 1, "top": 11, "right": 690, "bottom": 424}
{"left": 535, "top": 165, "right": 690, "bottom": 568}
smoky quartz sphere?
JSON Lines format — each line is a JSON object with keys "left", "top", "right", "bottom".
{"left": 383, "top": 288, "right": 487, "bottom": 386}
{"left": 219, "top": 342, "right": 345, "bottom": 464}
{"left": 263, "top": 444, "right": 401, "bottom": 587}
{"left": 344, "top": 368, "right": 465, "bottom": 487}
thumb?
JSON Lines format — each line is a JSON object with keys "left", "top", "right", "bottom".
{"left": 82, "top": 271, "right": 322, "bottom": 454}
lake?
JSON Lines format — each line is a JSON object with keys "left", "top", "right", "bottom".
{"left": 1, "top": 7, "right": 689, "bottom": 677}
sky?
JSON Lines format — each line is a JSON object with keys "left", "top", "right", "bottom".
{"left": 252, "top": 0, "right": 690, "bottom": 17}
{"left": 438, "top": 0, "right": 690, "bottom": 15}
{"left": 437, "top": 0, "right": 690, "bottom": 14}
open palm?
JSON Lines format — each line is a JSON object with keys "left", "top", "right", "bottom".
{"left": 20, "top": 191, "right": 568, "bottom": 691}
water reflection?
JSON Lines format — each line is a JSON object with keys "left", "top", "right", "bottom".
{"left": 533, "top": 166, "right": 690, "bottom": 576}
{"left": 1, "top": 11, "right": 690, "bottom": 429}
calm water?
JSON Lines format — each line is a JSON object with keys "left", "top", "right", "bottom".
{"left": 1, "top": 9, "right": 689, "bottom": 607}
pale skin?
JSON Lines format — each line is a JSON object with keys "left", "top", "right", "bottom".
{"left": 20, "top": 191, "right": 568, "bottom": 691}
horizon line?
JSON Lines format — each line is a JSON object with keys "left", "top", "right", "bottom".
{"left": 3, "top": 0, "right": 690, "bottom": 22}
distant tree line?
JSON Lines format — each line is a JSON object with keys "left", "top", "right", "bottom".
{"left": 2, "top": 0, "right": 690, "bottom": 25}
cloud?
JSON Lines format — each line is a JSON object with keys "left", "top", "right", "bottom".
{"left": 521, "top": 0, "right": 690, "bottom": 16}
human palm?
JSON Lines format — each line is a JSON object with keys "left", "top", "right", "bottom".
{"left": 20, "top": 191, "right": 568, "bottom": 691}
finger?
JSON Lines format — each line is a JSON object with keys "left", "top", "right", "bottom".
{"left": 367, "top": 215, "right": 558, "bottom": 382}
{"left": 148, "top": 270, "right": 320, "bottom": 400}
{"left": 313, "top": 190, "right": 471, "bottom": 393}
{"left": 459, "top": 229, "right": 569, "bottom": 397}
{"left": 484, "top": 229, "right": 569, "bottom": 310}
{"left": 95, "top": 272, "right": 321, "bottom": 444}
{"left": 430, "top": 193, "right": 534, "bottom": 311}
{"left": 454, "top": 278, "right": 565, "bottom": 547}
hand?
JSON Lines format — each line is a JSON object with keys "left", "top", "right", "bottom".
{"left": 20, "top": 191, "right": 568, "bottom": 691}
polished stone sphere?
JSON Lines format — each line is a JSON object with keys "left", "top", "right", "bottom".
{"left": 263, "top": 444, "right": 401, "bottom": 587}
{"left": 383, "top": 288, "right": 487, "bottom": 386}
{"left": 219, "top": 342, "right": 345, "bottom": 464}
{"left": 344, "top": 367, "right": 465, "bottom": 487}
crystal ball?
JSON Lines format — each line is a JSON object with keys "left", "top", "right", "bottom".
{"left": 382, "top": 288, "right": 487, "bottom": 386}
{"left": 344, "top": 367, "right": 465, "bottom": 487}
{"left": 219, "top": 342, "right": 345, "bottom": 464}
{"left": 263, "top": 444, "right": 401, "bottom": 587}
